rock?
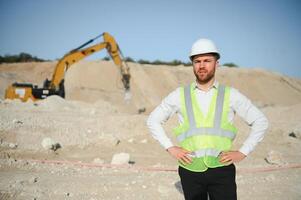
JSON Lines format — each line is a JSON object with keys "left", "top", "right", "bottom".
{"left": 8, "top": 143, "right": 18, "bottom": 149}
{"left": 8, "top": 158, "right": 17, "bottom": 166}
{"left": 264, "top": 150, "right": 285, "bottom": 165}
{"left": 288, "top": 132, "right": 297, "bottom": 138}
{"left": 127, "top": 138, "right": 134, "bottom": 143}
{"left": 128, "top": 160, "right": 135, "bottom": 165}
{"left": 29, "top": 177, "right": 38, "bottom": 183}
{"left": 41, "top": 137, "right": 61, "bottom": 151}
{"left": 66, "top": 192, "right": 73, "bottom": 197}
{"left": 138, "top": 107, "right": 146, "bottom": 114}
{"left": 111, "top": 153, "right": 130, "bottom": 165}
{"left": 289, "top": 128, "right": 301, "bottom": 139}
{"left": 13, "top": 119, "right": 23, "bottom": 124}
{"left": 115, "top": 139, "right": 121, "bottom": 146}
{"left": 140, "top": 139, "right": 147, "bottom": 143}
{"left": 0, "top": 140, "right": 18, "bottom": 149}
{"left": 41, "top": 137, "right": 55, "bottom": 150}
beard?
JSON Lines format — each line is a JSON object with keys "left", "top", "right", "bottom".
{"left": 193, "top": 67, "right": 215, "bottom": 84}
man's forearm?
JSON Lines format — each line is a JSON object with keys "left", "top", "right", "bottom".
{"left": 239, "top": 115, "right": 269, "bottom": 155}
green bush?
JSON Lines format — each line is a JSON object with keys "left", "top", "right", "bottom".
{"left": 223, "top": 62, "right": 238, "bottom": 67}
{"left": 137, "top": 58, "right": 190, "bottom": 66}
{"left": 102, "top": 56, "right": 110, "bottom": 61}
{"left": 138, "top": 59, "right": 151, "bottom": 65}
{"left": 102, "top": 55, "right": 191, "bottom": 67}
{"left": 169, "top": 59, "right": 182, "bottom": 66}
{"left": 183, "top": 61, "right": 192, "bottom": 66}
{"left": 124, "top": 57, "right": 135, "bottom": 62}
{"left": 0, "top": 52, "right": 45, "bottom": 63}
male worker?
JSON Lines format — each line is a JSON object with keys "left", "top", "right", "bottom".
{"left": 147, "top": 38, "right": 268, "bottom": 200}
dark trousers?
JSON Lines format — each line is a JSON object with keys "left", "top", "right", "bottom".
{"left": 178, "top": 164, "right": 237, "bottom": 200}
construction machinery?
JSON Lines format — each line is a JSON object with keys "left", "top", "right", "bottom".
{"left": 5, "top": 32, "right": 131, "bottom": 102}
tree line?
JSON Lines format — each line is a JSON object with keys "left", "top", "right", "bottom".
{"left": 0, "top": 53, "right": 238, "bottom": 67}
{"left": 119, "top": 57, "right": 238, "bottom": 67}
{"left": 0, "top": 52, "right": 46, "bottom": 63}
{"left": 102, "top": 56, "right": 238, "bottom": 67}
{"left": 103, "top": 56, "right": 192, "bottom": 66}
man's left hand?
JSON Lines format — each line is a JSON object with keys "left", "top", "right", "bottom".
{"left": 219, "top": 151, "right": 246, "bottom": 164}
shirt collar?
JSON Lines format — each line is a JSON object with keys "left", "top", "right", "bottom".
{"left": 193, "top": 80, "right": 219, "bottom": 91}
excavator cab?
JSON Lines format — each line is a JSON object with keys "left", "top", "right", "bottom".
{"left": 5, "top": 80, "right": 65, "bottom": 102}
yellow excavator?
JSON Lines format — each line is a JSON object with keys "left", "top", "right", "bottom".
{"left": 5, "top": 32, "right": 131, "bottom": 102}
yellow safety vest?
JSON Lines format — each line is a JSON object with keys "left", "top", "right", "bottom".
{"left": 173, "top": 83, "right": 237, "bottom": 172}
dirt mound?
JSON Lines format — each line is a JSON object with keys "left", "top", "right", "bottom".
{"left": 1, "top": 61, "right": 301, "bottom": 109}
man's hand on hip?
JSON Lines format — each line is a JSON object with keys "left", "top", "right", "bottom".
{"left": 219, "top": 151, "right": 246, "bottom": 164}
{"left": 167, "top": 146, "right": 192, "bottom": 165}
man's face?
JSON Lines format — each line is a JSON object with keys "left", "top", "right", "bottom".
{"left": 192, "top": 54, "right": 219, "bottom": 84}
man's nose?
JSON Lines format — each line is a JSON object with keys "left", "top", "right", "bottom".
{"left": 199, "top": 61, "right": 206, "bottom": 68}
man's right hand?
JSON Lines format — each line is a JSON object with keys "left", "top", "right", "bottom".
{"left": 167, "top": 146, "right": 193, "bottom": 165}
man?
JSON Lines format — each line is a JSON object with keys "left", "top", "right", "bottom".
{"left": 147, "top": 38, "right": 269, "bottom": 200}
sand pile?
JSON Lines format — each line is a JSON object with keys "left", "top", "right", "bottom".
{"left": 1, "top": 61, "right": 301, "bottom": 109}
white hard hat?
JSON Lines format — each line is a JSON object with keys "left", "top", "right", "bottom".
{"left": 189, "top": 38, "right": 220, "bottom": 60}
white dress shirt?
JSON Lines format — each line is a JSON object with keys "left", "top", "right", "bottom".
{"left": 147, "top": 81, "right": 269, "bottom": 156}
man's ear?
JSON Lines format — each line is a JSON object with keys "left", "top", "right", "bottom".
{"left": 215, "top": 60, "right": 219, "bottom": 68}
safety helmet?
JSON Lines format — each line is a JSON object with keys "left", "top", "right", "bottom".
{"left": 189, "top": 38, "right": 220, "bottom": 60}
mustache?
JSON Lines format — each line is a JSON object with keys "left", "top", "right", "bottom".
{"left": 197, "top": 69, "right": 207, "bottom": 73}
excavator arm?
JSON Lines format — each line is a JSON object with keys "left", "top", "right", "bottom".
{"left": 50, "top": 32, "right": 130, "bottom": 91}
{"left": 50, "top": 32, "right": 130, "bottom": 93}
{"left": 50, "top": 41, "right": 107, "bottom": 89}
{"left": 5, "top": 32, "right": 131, "bottom": 101}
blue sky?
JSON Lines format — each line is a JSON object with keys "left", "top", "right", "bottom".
{"left": 1, "top": 0, "right": 300, "bottom": 78}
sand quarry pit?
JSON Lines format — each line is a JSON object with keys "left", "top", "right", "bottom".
{"left": 0, "top": 60, "right": 301, "bottom": 199}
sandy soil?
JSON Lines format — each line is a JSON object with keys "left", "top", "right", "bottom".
{"left": 0, "top": 61, "right": 301, "bottom": 199}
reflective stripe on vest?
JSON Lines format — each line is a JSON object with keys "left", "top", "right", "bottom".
{"left": 189, "top": 148, "right": 221, "bottom": 158}
{"left": 176, "top": 84, "right": 236, "bottom": 143}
